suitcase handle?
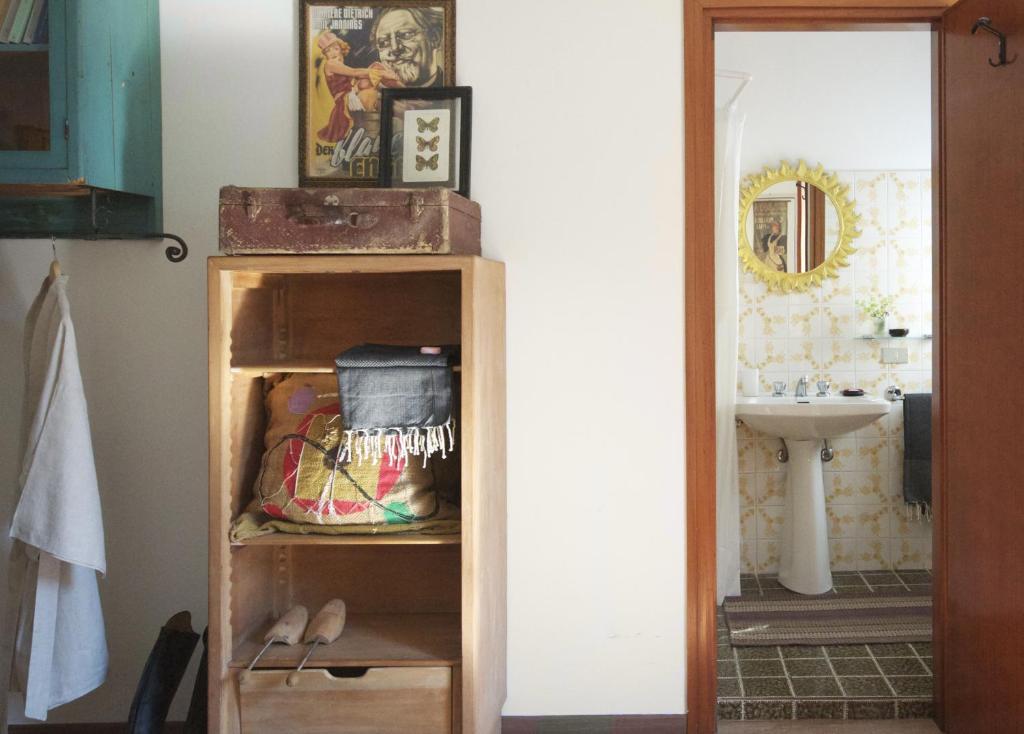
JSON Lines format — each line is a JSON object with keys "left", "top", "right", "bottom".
{"left": 285, "top": 204, "right": 379, "bottom": 229}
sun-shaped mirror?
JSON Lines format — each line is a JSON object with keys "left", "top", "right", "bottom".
{"left": 739, "top": 160, "right": 861, "bottom": 292}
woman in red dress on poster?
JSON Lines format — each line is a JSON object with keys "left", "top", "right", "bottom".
{"left": 315, "top": 30, "right": 400, "bottom": 143}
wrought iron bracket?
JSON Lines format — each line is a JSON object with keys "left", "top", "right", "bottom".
{"left": 0, "top": 188, "right": 188, "bottom": 262}
{"left": 0, "top": 231, "right": 188, "bottom": 262}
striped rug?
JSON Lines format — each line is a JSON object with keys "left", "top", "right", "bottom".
{"left": 724, "top": 592, "right": 932, "bottom": 646}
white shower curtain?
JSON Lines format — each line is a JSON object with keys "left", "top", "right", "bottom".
{"left": 715, "top": 99, "right": 745, "bottom": 604}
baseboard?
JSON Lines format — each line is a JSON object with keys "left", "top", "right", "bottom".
{"left": 11, "top": 716, "right": 686, "bottom": 733}
{"left": 502, "top": 715, "right": 687, "bottom": 733}
{"left": 9, "top": 726, "right": 182, "bottom": 734}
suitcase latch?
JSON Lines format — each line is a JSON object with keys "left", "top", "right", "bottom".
{"left": 408, "top": 193, "right": 424, "bottom": 220}
{"left": 243, "top": 191, "right": 261, "bottom": 221}
{"left": 286, "top": 201, "right": 378, "bottom": 229}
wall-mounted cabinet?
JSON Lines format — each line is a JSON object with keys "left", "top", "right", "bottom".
{"left": 0, "top": 0, "right": 162, "bottom": 234}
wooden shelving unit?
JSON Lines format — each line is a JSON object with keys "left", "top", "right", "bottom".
{"left": 209, "top": 255, "right": 506, "bottom": 734}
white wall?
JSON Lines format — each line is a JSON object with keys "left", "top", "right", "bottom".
{"left": 0, "top": 0, "right": 686, "bottom": 722}
{"left": 716, "top": 32, "right": 933, "bottom": 173}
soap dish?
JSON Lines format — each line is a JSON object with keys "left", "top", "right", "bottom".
{"left": 888, "top": 328, "right": 910, "bottom": 337}
{"left": 842, "top": 388, "right": 866, "bottom": 397}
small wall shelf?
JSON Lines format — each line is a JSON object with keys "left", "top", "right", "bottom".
{"left": 0, "top": 185, "right": 187, "bottom": 261}
{"left": 857, "top": 335, "right": 933, "bottom": 340}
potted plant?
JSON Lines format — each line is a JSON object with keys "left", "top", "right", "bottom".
{"left": 856, "top": 294, "right": 896, "bottom": 337}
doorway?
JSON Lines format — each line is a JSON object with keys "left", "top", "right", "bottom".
{"left": 714, "top": 28, "right": 935, "bottom": 722}
{"left": 683, "top": 2, "right": 954, "bottom": 732}
{"left": 687, "top": 1, "right": 1024, "bottom": 732}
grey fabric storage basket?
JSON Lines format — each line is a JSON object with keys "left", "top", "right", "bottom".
{"left": 335, "top": 344, "right": 453, "bottom": 430}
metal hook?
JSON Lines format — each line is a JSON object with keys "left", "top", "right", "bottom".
{"left": 971, "top": 17, "right": 1013, "bottom": 68}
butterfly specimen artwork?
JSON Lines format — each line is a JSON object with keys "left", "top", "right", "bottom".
{"left": 416, "top": 154, "right": 440, "bottom": 171}
{"left": 417, "top": 117, "right": 441, "bottom": 133}
{"left": 394, "top": 109, "right": 451, "bottom": 184}
{"left": 379, "top": 87, "right": 472, "bottom": 197}
{"left": 417, "top": 136, "right": 440, "bottom": 152}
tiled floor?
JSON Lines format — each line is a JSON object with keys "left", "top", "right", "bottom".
{"left": 718, "top": 721, "right": 941, "bottom": 733}
{"left": 718, "top": 570, "right": 934, "bottom": 721}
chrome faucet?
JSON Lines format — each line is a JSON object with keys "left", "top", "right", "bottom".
{"left": 795, "top": 375, "right": 810, "bottom": 398}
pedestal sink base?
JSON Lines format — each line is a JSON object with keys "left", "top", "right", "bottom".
{"left": 778, "top": 439, "right": 833, "bottom": 595}
{"left": 735, "top": 396, "right": 891, "bottom": 596}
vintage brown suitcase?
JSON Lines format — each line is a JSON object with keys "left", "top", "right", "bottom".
{"left": 218, "top": 187, "right": 481, "bottom": 255}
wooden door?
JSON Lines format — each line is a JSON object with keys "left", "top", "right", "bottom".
{"left": 938, "top": 1, "right": 1023, "bottom": 731}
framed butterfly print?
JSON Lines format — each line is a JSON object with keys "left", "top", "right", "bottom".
{"left": 378, "top": 86, "right": 472, "bottom": 197}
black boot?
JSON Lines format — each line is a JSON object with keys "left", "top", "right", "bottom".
{"left": 183, "top": 628, "right": 208, "bottom": 734}
{"left": 128, "top": 611, "right": 200, "bottom": 734}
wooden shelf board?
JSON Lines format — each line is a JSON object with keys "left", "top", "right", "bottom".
{"left": 230, "top": 360, "right": 333, "bottom": 374}
{"left": 0, "top": 182, "right": 105, "bottom": 198}
{"left": 230, "top": 361, "right": 462, "bottom": 374}
{"left": 230, "top": 613, "right": 460, "bottom": 669}
{"left": 232, "top": 532, "right": 460, "bottom": 547}
{"left": 0, "top": 44, "right": 49, "bottom": 52}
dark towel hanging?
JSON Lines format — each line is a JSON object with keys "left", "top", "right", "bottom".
{"left": 902, "top": 393, "right": 932, "bottom": 517}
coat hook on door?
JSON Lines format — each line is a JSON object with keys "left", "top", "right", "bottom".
{"left": 971, "top": 17, "right": 1014, "bottom": 68}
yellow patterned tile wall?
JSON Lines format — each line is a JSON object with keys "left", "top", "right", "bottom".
{"left": 736, "top": 170, "right": 933, "bottom": 574}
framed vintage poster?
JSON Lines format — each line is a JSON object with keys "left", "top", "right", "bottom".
{"left": 379, "top": 86, "right": 471, "bottom": 197}
{"left": 299, "top": 1, "right": 456, "bottom": 187}
{"left": 751, "top": 198, "right": 794, "bottom": 273}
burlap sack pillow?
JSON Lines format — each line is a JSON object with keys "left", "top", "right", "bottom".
{"left": 254, "top": 373, "right": 443, "bottom": 526}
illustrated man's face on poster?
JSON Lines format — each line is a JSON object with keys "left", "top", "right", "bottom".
{"left": 374, "top": 9, "right": 440, "bottom": 86}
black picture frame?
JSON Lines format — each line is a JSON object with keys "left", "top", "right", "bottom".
{"left": 378, "top": 86, "right": 472, "bottom": 198}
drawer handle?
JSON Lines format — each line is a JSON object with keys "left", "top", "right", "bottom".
{"left": 283, "top": 667, "right": 370, "bottom": 687}
{"left": 286, "top": 205, "right": 379, "bottom": 229}
{"left": 326, "top": 666, "right": 369, "bottom": 678}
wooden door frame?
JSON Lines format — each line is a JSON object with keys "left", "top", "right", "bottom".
{"left": 683, "top": 1, "right": 955, "bottom": 731}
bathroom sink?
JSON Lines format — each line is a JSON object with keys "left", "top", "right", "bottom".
{"left": 735, "top": 396, "right": 891, "bottom": 440}
{"left": 735, "top": 395, "right": 892, "bottom": 595}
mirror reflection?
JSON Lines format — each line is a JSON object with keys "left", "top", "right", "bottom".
{"left": 744, "top": 179, "right": 839, "bottom": 274}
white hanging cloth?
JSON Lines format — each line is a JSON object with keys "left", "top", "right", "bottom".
{"left": 715, "top": 89, "right": 747, "bottom": 605}
{"left": 4, "top": 272, "right": 108, "bottom": 723}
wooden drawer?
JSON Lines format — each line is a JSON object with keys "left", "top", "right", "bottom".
{"left": 238, "top": 666, "right": 452, "bottom": 734}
